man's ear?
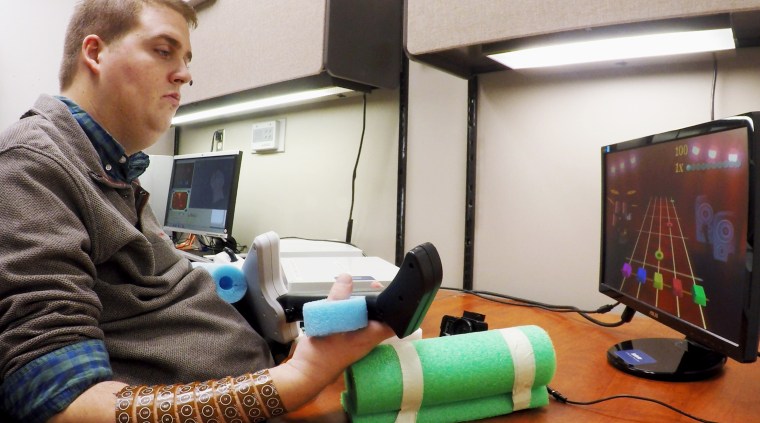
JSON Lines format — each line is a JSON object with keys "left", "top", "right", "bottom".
{"left": 81, "top": 34, "right": 104, "bottom": 75}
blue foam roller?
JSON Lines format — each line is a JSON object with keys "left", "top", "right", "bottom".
{"left": 303, "top": 296, "right": 368, "bottom": 337}
{"left": 192, "top": 263, "right": 247, "bottom": 303}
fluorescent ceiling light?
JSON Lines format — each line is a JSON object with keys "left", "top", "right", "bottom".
{"left": 488, "top": 28, "right": 735, "bottom": 69}
{"left": 171, "top": 86, "right": 354, "bottom": 125}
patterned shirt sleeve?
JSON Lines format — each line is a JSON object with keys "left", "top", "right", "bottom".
{"left": 0, "top": 339, "right": 113, "bottom": 423}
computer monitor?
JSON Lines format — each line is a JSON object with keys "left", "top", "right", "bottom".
{"left": 599, "top": 112, "right": 760, "bottom": 381}
{"left": 163, "top": 150, "right": 243, "bottom": 242}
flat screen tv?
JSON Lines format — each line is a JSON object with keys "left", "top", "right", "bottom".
{"left": 600, "top": 112, "right": 760, "bottom": 381}
{"left": 163, "top": 150, "right": 243, "bottom": 241}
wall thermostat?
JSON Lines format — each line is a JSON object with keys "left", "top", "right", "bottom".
{"left": 251, "top": 119, "right": 285, "bottom": 153}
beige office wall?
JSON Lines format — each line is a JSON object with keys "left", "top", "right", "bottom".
{"left": 0, "top": 1, "right": 77, "bottom": 129}
{"left": 405, "top": 60, "right": 468, "bottom": 288}
{"left": 471, "top": 48, "right": 760, "bottom": 309}
{"left": 177, "top": 89, "right": 399, "bottom": 261}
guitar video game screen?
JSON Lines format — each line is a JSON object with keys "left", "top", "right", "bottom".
{"left": 601, "top": 126, "right": 750, "bottom": 347}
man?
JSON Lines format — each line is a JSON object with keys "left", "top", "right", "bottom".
{"left": 0, "top": 1, "right": 392, "bottom": 422}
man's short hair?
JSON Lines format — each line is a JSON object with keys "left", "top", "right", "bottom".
{"left": 59, "top": 0, "right": 198, "bottom": 90}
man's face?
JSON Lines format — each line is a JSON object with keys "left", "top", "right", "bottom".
{"left": 95, "top": 4, "right": 192, "bottom": 153}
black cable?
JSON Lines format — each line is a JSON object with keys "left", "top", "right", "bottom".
{"left": 196, "top": 235, "right": 217, "bottom": 253}
{"left": 547, "top": 386, "right": 718, "bottom": 423}
{"left": 442, "top": 293, "right": 718, "bottom": 421}
{"left": 345, "top": 93, "right": 368, "bottom": 244}
{"left": 195, "top": 234, "right": 241, "bottom": 254}
{"left": 441, "top": 287, "right": 618, "bottom": 314}
{"left": 710, "top": 54, "right": 718, "bottom": 121}
{"left": 441, "top": 287, "right": 630, "bottom": 327}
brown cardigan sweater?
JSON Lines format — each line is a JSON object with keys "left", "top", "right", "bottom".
{"left": 0, "top": 95, "right": 273, "bottom": 387}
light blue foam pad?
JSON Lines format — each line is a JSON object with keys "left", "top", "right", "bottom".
{"left": 192, "top": 263, "right": 248, "bottom": 303}
{"left": 303, "top": 296, "right": 368, "bottom": 337}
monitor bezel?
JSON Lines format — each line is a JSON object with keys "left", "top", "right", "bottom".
{"left": 162, "top": 150, "right": 243, "bottom": 240}
{"left": 599, "top": 112, "right": 760, "bottom": 363}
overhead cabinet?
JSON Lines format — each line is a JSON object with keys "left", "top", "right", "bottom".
{"left": 405, "top": 0, "right": 760, "bottom": 77}
{"left": 182, "top": 0, "right": 402, "bottom": 107}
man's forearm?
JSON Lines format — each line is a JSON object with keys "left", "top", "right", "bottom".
{"left": 49, "top": 370, "right": 295, "bottom": 423}
{"left": 115, "top": 370, "right": 288, "bottom": 423}
{"left": 48, "top": 381, "right": 128, "bottom": 423}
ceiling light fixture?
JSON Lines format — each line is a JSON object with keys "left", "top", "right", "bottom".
{"left": 487, "top": 28, "right": 735, "bottom": 69}
{"left": 171, "top": 86, "right": 354, "bottom": 125}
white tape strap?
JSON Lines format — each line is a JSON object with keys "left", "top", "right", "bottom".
{"left": 499, "top": 327, "right": 537, "bottom": 411}
{"left": 391, "top": 341, "right": 424, "bottom": 423}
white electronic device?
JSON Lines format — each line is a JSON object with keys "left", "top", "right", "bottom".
{"left": 240, "top": 232, "right": 444, "bottom": 344}
{"left": 281, "top": 256, "right": 398, "bottom": 295}
{"left": 251, "top": 119, "right": 285, "bottom": 153}
{"left": 140, "top": 155, "right": 174, "bottom": 226}
{"left": 241, "top": 231, "right": 299, "bottom": 344}
{"left": 241, "top": 231, "right": 397, "bottom": 343}
{"left": 278, "top": 237, "right": 394, "bottom": 294}
{"left": 279, "top": 238, "right": 364, "bottom": 258}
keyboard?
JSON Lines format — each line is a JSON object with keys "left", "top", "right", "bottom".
{"left": 176, "top": 248, "right": 213, "bottom": 263}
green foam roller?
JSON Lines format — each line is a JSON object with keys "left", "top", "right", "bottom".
{"left": 342, "top": 386, "right": 549, "bottom": 423}
{"left": 342, "top": 325, "right": 556, "bottom": 422}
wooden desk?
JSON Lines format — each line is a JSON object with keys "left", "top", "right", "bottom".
{"left": 279, "top": 290, "right": 760, "bottom": 422}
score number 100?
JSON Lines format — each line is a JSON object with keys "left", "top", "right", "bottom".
{"left": 674, "top": 144, "right": 688, "bottom": 173}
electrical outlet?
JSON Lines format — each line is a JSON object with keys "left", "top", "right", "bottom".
{"left": 213, "top": 129, "right": 224, "bottom": 151}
